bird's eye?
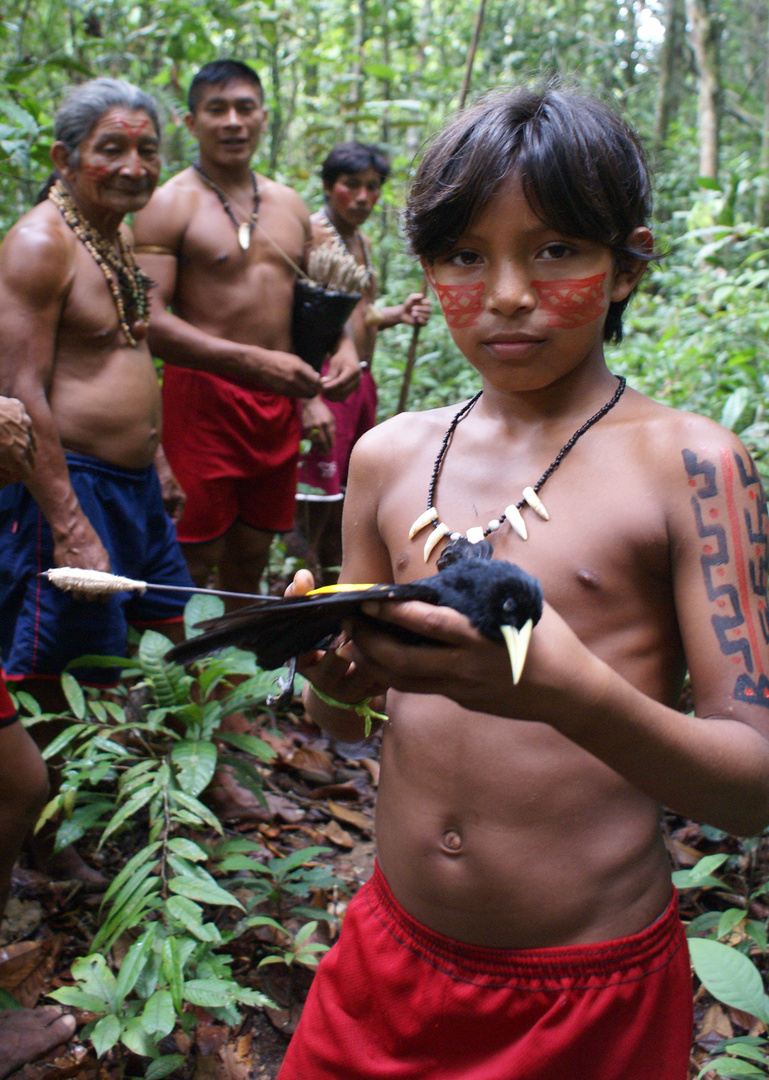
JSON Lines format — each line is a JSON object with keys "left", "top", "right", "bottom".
{"left": 502, "top": 598, "right": 514, "bottom": 613}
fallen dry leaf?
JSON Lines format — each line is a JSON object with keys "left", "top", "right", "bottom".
{"left": 288, "top": 746, "right": 335, "bottom": 785}
{"left": 316, "top": 820, "right": 354, "bottom": 849}
{"left": 326, "top": 801, "right": 373, "bottom": 835}
{"left": 0, "top": 937, "right": 63, "bottom": 1007}
{"left": 698, "top": 1002, "right": 732, "bottom": 1040}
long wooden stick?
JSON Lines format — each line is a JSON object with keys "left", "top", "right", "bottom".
{"left": 394, "top": 0, "right": 488, "bottom": 415}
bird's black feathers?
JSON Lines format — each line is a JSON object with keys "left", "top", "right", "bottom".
{"left": 165, "top": 546, "right": 543, "bottom": 679}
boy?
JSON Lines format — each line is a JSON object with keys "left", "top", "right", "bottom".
{"left": 294, "top": 142, "right": 430, "bottom": 583}
{"left": 277, "top": 87, "right": 769, "bottom": 1079}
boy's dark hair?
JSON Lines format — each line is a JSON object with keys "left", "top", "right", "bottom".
{"left": 321, "top": 142, "right": 391, "bottom": 188}
{"left": 188, "top": 60, "right": 263, "bottom": 113}
{"left": 404, "top": 86, "right": 653, "bottom": 343}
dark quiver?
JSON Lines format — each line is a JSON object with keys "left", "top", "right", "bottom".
{"left": 291, "top": 278, "right": 360, "bottom": 372}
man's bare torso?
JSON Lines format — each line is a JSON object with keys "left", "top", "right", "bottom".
{"left": 347, "top": 387, "right": 698, "bottom": 949}
{"left": 158, "top": 168, "right": 306, "bottom": 352}
{"left": 9, "top": 203, "right": 161, "bottom": 470}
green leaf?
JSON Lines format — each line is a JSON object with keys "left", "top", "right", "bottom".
{"left": 99, "top": 785, "right": 155, "bottom": 846}
{"left": 162, "top": 936, "right": 184, "bottom": 1015}
{"left": 90, "top": 1013, "right": 122, "bottom": 1056}
{"left": 697, "top": 1061, "right": 767, "bottom": 1078}
{"left": 184, "top": 593, "right": 224, "bottom": 636}
{"left": 183, "top": 978, "right": 237, "bottom": 1008}
{"left": 47, "top": 987, "right": 112, "bottom": 1013}
{"left": 168, "top": 873, "right": 244, "bottom": 910}
{"left": 120, "top": 1015, "right": 155, "bottom": 1056}
{"left": 115, "top": 926, "right": 157, "bottom": 1006}
{"left": 167, "top": 837, "right": 209, "bottom": 862}
{"left": 102, "top": 841, "right": 162, "bottom": 906}
{"left": 146, "top": 1055, "right": 187, "bottom": 1079}
{"left": 167, "top": 788, "right": 223, "bottom": 831}
{"left": 718, "top": 908, "right": 747, "bottom": 940}
{"left": 171, "top": 739, "right": 217, "bottom": 796}
{"left": 672, "top": 853, "right": 729, "bottom": 890}
{"left": 689, "top": 938, "right": 769, "bottom": 1021}
{"left": 216, "top": 730, "right": 276, "bottom": 762}
{"left": 141, "top": 989, "right": 175, "bottom": 1036}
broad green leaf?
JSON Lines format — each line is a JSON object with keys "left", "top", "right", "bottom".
{"left": 168, "top": 874, "right": 244, "bottom": 910}
{"left": 48, "top": 987, "right": 112, "bottom": 1012}
{"left": 718, "top": 908, "right": 747, "bottom": 940}
{"left": 168, "top": 788, "right": 223, "bottom": 831}
{"left": 167, "top": 837, "right": 209, "bottom": 862}
{"left": 171, "top": 739, "right": 217, "bottom": 795}
{"left": 141, "top": 989, "right": 175, "bottom": 1036}
{"left": 120, "top": 1015, "right": 154, "bottom": 1056}
{"left": 697, "top": 1061, "right": 767, "bottom": 1078}
{"left": 672, "top": 853, "right": 729, "bottom": 890}
{"left": 216, "top": 730, "right": 276, "bottom": 762}
{"left": 146, "top": 1055, "right": 187, "bottom": 1079}
{"left": 184, "top": 593, "right": 224, "bottom": 637}
{"left": 183, "top": 978, "right": 237, "bottom": 1007}
{"left": 90, "top": 1014, "right": 122, "bottom": 1056}
{"left": 689, "top": 938, "right": 769, "bottom": 1021}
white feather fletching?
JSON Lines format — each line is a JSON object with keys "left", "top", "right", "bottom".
{"left": 45, "top": 568, "right": 147, "bottom": 595}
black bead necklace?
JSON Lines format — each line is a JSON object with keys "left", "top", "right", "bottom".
{"left": 409, "top": 375, "right": 627, "bottom": 562}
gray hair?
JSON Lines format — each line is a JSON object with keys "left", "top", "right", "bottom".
{"left": 54, "top": 78, "right": 160, "bottom": 164}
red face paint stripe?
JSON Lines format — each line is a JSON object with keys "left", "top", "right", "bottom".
{"left": 532, "top": 272, "right": 607, "bottom": 328}
{"left": 721, "top": 446, "right": 765, "bottom": 677}
{"left": 435, "top": 281, "right": 485, "bottom": 328}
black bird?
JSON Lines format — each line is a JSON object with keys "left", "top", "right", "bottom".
{"left": 165, "top": 540, "right": 543, "bottom": 687}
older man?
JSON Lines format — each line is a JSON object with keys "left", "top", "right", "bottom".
{"left": 0, "top": 79, "right": 194, "bottom": 884}
{"left": 134, "top": 59, "right": 359, "bottom": 598}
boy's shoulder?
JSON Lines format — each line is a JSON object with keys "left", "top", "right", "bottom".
{"left": 624, "top": 388, "right": 748, "bottom": 459}
{"left": 355, "top": 401, "right": 470, "bottom": 456}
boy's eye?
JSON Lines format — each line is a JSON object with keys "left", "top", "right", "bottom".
{"left": 448, "top": 250, "right": 482, "bottom": 267}
{"left": 540, "top": 243, "right": 573, "bottom": 260}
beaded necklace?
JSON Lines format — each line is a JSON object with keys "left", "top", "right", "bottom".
{"left": 193, "top": 162, "right": 261, "bottom": 250}
{"left": 409, "top": 375, "right": 627, "bottom": 562}
{"left": 317, "top": 210, "right": 372, "bottom": 287}
{"left": 48, "top": 180, "right": 150, "bottom": 348}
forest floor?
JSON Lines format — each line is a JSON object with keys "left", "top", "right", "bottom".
{"left": 0, "top": 698, "right": 766, "bottom": 1079}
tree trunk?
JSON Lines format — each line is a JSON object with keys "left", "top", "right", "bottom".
{"left": 653, "top": 0, "right": 682, "bottom": 160}
{"left": 685, "top": 0, "right": 721, "bottom": 180}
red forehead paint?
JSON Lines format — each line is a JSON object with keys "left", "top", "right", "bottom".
{"left": 531, "top": 272, "right": 607, "bottom": 328}
{"left": 435, "top": 281, "right": 485, "bottom": 329}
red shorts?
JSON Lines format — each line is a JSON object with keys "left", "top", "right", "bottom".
{"left": 278, "top": 863, "right": 693, "bottom": 1080}
{"left": 162, "top": 367, "right": 301, "bottom": 542}
{"left": 0, "top": 676, "right": 17, "bottom": 729}
{"left": 297, "top": 367, "right": 377, "bottom": 499}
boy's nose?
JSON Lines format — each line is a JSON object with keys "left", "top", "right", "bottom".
{"left": 487, "top": 262, "right": 537, "bottom": 316}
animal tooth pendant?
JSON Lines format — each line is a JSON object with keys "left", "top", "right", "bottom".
{"left": 424, "top": 523, "right": 451, "bottom": 562}
{"left": 522, "top": 487, "right": 549, "bottom": 521}
{"left": 504, "top": 504, "right": 528, "bottom": 541}
{"left": 409, "top": 506, "right": 438, "bottom": 539}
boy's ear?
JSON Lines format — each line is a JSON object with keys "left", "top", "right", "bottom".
{"left": 421, "top": 259, "right": 438, "bottom": 295}
{"left": 610, "top": 227, "right": 653, "bottom": 302}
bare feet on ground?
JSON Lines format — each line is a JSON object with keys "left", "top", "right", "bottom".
{"left": 27, "top": 839, "right": 108, "bottom": 890}
{"left": 0, "top": 1007, "right": 76, "bottom": 1078}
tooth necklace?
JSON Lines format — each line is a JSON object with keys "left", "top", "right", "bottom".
{"left": 409, "top": 375, "right": 627, "bottom": 562}
{"left": 193, "top": 162, "right": 260, "bottom": 250}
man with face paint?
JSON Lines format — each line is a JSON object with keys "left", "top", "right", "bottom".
{"left": 293, "top": 142, "right": 431, "bottom": 584}
{"left": 0, "top": 79, "right": 191, "bottom": 1069}
{"left": 133, "top": 61, "right": 360, "bottom": 600}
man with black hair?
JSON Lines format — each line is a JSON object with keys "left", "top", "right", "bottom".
{"left": 294, "top": 141, "right": 430, "bottom": 583}
{"left": 134, "top": 61, "right": 360, "bottom": 598}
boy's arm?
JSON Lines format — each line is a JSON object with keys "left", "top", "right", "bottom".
{"left": 348, "top": 428, "right": 769, "bottom": 837}
{"left": 296, "top": 431, "right": 394, "bottom": 741}
{"left": 134, "top": 188, "right": 321, "bottom": 398}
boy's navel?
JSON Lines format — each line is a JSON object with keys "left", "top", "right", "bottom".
{"left": 441, "top": 829, "right": 464, "bottom": 853}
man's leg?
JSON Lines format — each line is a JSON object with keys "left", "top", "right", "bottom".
{"left": 0, "top": 721, "right": 48, "bottom": 915}
{"left": 219, "top": 520, "right": 275, "bottom": 599}
{"left": 180, "top": 537, "right": 226, "bottom": 589}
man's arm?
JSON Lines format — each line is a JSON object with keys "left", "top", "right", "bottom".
{"left": 134, "top": 187, "right": 321, "bottom": 398}
{"left": 0, "top": 219, "right": 109, "bottom": 572}
{"left": 367, "top": 292, "right": 432, "bottom": 330}
{"left": 344, "top": 427, "right": 769, "bottom": 837}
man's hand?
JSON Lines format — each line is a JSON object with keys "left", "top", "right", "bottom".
{"left": 0, "top": 396, "right": 35, "bottom": 485}
{"left": 52, "top": 515, "right": 111, "bottom": 600}
{"left": 154, "top": 444, "right": 186, "bottom": 524}
{"left": 251, "top": 348, "right": 322, "bottom": 398}
{"left": 398, "top": 292, "right": 432, "bottom": 326}
{"left": 321, "top": 336, "right": 361, "bottom": 402}
{"left": 301, "top": 397, "right": 336, "bottom": 455}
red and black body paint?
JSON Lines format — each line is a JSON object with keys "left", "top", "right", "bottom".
{"left": 684, "top": 446, "right": 769, "bottom": 707}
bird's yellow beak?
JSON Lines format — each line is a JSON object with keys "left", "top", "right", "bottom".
{"left": 500, "top": 620, "right": 533, "bottom": 685}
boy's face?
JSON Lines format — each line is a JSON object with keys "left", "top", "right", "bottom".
{"left": 324, "top": 167, "right": 382, "bottom": 228}
{"left": 423, "top": 173, "right": 648, "bottom": 394}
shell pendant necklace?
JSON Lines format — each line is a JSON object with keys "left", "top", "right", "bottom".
{"left": 409, "top": 375, "right": 627, "bottom": 562}
{"left": 193, "top": 162, "right": 260, "bottom": 250}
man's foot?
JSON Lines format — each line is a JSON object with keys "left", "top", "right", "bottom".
{"left": 0, "top": 1006, "right": 76, "bottom": 1078}
{"left": 27, "top": 841, "right": 108, "bottom": 890}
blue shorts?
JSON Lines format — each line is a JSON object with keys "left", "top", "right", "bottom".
{"left": 0, "top": 453, "right": 194, "bottom": 685}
